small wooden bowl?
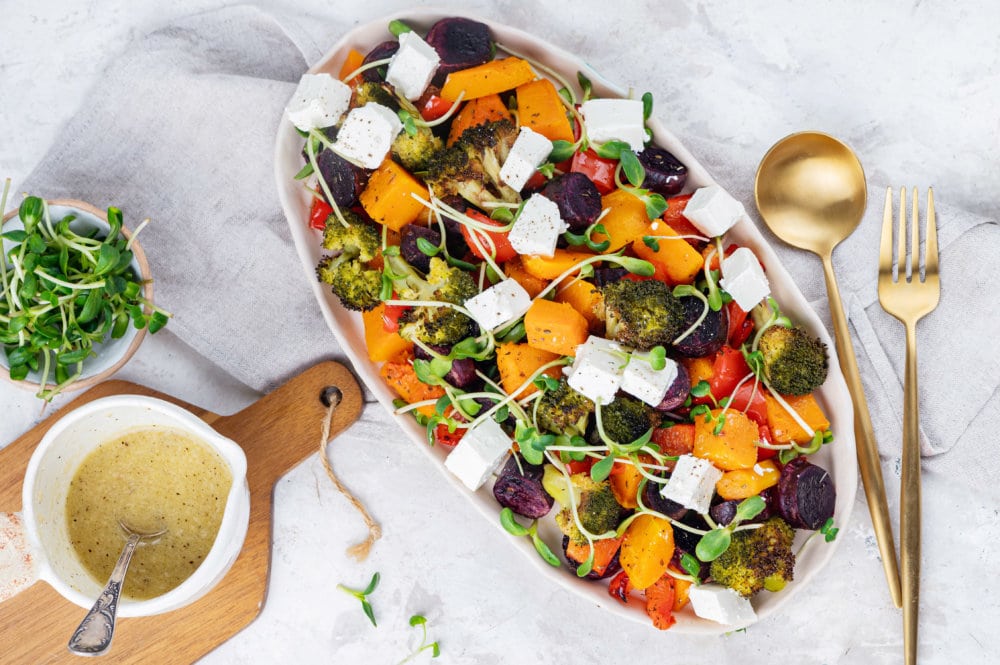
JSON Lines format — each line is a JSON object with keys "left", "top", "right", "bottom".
{"left": 0, "top": 198, "right": 153, "bottom": 395}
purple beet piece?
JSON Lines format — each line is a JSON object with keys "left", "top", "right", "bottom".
{"left": 672, "top": 294, "right": 728, "bottom": 358}
{"left": 777, "top": 457, "right": 836, "bottom": 530}
{"left": 654, "top": 362, "right": 690, "bottom": 412}
{"left": 641, "top": 477, "right": 688, "bottom": 521}
{"left": 638, "top": 146, "right": 688, "bottom": 196}
{"left": 542, "top": 172, "right": 602, "bottom": 232}
{"left": 360, "top": 40, "right": 399, "bottom": 82}
{"left": 316, "top": 148, "right": 369, "bottom": 207}
{"left": 425, "top": 17, "right": 493, "bottom": 76}
{"left": 412, "top": 343, "right": 477, "bottom": 388}
{"left": 400, "top": 224, "right": 442, "bottom": 273}
{"left": 710, "top": 488, "right": 776, "bottom": 527}
{"left": 493, "top": 455, "right": 554, "bottom": 519}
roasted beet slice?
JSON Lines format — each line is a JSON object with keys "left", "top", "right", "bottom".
{"left": 425, "top": 17, "right": 493, "bottom": 76}
{"left": 493, "top": 455, "right": 553, "bottom": 519}
{"left": 412, "top": 342, "right": 477, "bottom": 388}
{"left": 641, "top": 478, "right": 688, "bottom": 521}
{"left": 670, "top": 510, "right": 711, "bottom": 560}
{"left": 638, "top": 146, "right": 688, "bottom": 196}
{"left": 710, "top": 487, "right": 777, "bottom": 526}
{"left": 561, "top": 535, "right": 622, "bottom": 580}
{"left": 400, "top": 224, "right": 442, "bottom": 273}
{"left": 316, "top": 148, "right": 369, "bottom": 208}
{"left": 777, "top": 458, "right": 836, "bottom": 530}
{"left": 542, "top": 172, "right": 602, "bottom": 232}
{"left": 654, "top": 362, "right": 690, "bottom": 412}
{"left": 672, "top": 295, "right": 728, "bottom": 358}
{"left": 360, "top": 40, "right": 399, "bottom": 81}
{"left": 593, "top": 267, "right": 628, "bottom": 286}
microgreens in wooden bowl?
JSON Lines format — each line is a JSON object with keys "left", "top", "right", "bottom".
{"left": 0, "top": 180, "right": 170, "bottom": 400}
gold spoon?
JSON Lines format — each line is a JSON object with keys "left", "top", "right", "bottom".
{"left": 67, "top": 519, "right": 167, "bottom": 656}
{"left": 754, "top": 131, "right": 902, "bottom": 609}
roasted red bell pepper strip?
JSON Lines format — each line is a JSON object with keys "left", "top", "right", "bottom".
{"left": 571, "top": 149, "right": 617, "bottom": 194}
{"left": 460, "top": 210, "right": 517, "bottom": 263}
{"left": 308, "top": 196, "right": 333, "bottom": 230}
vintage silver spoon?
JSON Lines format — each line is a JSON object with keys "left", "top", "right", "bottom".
{"left": 67, "top": 519, "right": 167, "bottom": 656}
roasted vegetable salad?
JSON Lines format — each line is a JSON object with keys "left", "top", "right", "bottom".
{"left": 286, "top": 16, "right": 839, "bottom": 630}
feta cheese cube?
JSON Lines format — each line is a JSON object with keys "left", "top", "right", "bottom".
{"left": 565, "top": 336, "right": 625, "bottom": 405}
{"left": 285, "top": 73, "right": 352, "bottom": 132}
{"left": 444, "top": 417, "right": 512, "bottom": 491}
{"left": 463, "top": 279, "right": 532, "bottom": 331}
{"left": 499, "top": 127, "right": 554, "bottom": 191}
{"left": 621, "top": 357, "right": 680, "bottom": 407}
{"left": 681, "top": 185, "right": 747, "bottom": 238}
{"left": 688, "top": 584, "right": 758, "bottom": 626}
{"left": 580, "top": 99, "right": 646, "bottom": 152}
{"left": 719, "top": 246, "right": 770, "bottom": 311}
{"left": 660, "top": 453, "right": 723, "bottom": 514}
{"left": 506, "top": 194, "right": 567, "bottom": 257}
{"left": 333, "top": 103, "right": 403, "bottom": 169}
{"left": 385, "top": 31, "right": 440, "bottom": 100}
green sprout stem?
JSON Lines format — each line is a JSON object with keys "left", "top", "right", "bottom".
{"left": 336, "top": 572, "right": 380, "bottom": 627}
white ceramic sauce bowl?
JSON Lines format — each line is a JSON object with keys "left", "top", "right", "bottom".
{"left": 21, "top": 394, "right": 250, "bottom": 617}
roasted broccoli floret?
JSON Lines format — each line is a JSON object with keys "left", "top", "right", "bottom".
{"left": 393, "top": 126, "right": 444, "bottom": 172}
{"left": 602, "top": 279, "right": 685, "bottom": 350}
{"left": 315, "top": 213, "right": 382, "bottom": 311}
{"left": 352, "top": 81, "right": 399, "bottom": 110}
{"left": 555, "top": 475, "right": 630, "bottom": 544}
{"left": 536, "top": 380, "right": 594, "bottom": 437}
{"left": 709, "top": 516, "right": 796, "bottom": 597}
{"left": 757, "top": 325, "right": 829, "bottom": 395}
{"left": 599, "top": 395, "right": 658, "bottom": 445}
{"left": 384, "top": 254, "right": 479, "bottom": 345}
{"left": 424, "top": 119, "right": 521, "bottom": 208}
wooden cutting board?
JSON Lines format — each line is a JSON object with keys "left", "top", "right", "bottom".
{"left": 0, "top": 361, "right": 362, "bottom": 663}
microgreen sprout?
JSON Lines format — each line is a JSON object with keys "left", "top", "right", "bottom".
{"left": 388, "top": 19, "right": 412, "bottom": 36}
{"left": 578, "top": 71, "right": 593, "bottom": 101}
{"left": 563, "top": 221, "right": 611, "bottom": 253}
{"left": 499, "top": 507, "right": 561, "bottom": 567}
{"left": 337, "top": 572, "right": 380, "bottom": 627}
{"left": 397, "top": 615, "right": 441, "bottom": 664}
{"left": 695, "top": 495, "right": 767, "bottom": 562}
{"left": 0, "top": 191, "right": 171, "bottom": 400}
{"left": 820, "top": 517, "right": 839, "bottom": 542}
{"left": 680, "top": 552, "right": 702, "bottom": 584}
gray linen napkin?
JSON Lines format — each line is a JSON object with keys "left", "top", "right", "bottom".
{"left": 19, "top": 6, "right": 998, "bottom": 491}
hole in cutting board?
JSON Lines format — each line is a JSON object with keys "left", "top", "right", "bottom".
{"left": 320, "top": 386, "right": 343, "bottom": 408}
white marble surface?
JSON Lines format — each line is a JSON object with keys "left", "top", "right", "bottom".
{"left": 2, "top": 1, "right": 999, "bottom": 664}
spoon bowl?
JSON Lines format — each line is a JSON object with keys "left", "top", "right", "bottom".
{"left": 754, "top": 131, "right": 902, "bottom": 609}
{"left": 755, "top": 132, "right": 867, "bottom": 255}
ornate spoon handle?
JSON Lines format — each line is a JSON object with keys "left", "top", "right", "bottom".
{"left": 67, "top": 532, "right": 142, "bottom": 656}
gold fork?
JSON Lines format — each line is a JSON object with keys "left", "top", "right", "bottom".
{"left": 878, "top": 187, "right": 940, "bottom": 665}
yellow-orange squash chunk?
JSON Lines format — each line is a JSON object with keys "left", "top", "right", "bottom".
{"left": 554, "top": 280, "right": 603, "bottom": 331}
{"left": 520, "top": 248, "right": 595, "bottom": 281}
{"left": 379, "top": 357, "right": 443, "bottom": 418}
{"left": 715, "top": 460, "right": 780, "bottom": 500}
{"left": 360, "top": 160, "right": 427, "bottom": 231}
{"left": 631, "top": 221, "right": 704, "bottom": 285}
{"left": 515, "top": 78, "right": 574, "bottom": 143}
{"left": 504, "top": 256, "right": 549, "bottom": 298}
{"left": 620, "top": 514, "right": 675, "bottom": 590}
{"left": 440, "top": 57, "right": 535, "bottom": 101}
{"left": 765, "top": 393, "right": 831, "bottom": 444}
{"left": 693, "top": 409, "right": 759, "bottom": 471}
{"left": 592, "top": 189, "right": 651, "bottom": 251}
{"left": 446, "top": 94, "right": 512, "bottom": 145}
{"left": 362, "top": 304, "right": 412, "bottom": 362}
{"left": 524, "top": 299, "right": 588, "bottom": 357}
{"left": 495, "top": 343, "right": 562, "bottom": 399}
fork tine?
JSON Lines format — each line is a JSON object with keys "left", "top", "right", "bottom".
{"left": 897, "top": 187, "right": 907, "bottom": 281}
{"left": 880, "top": 187, "right": 895, "bottom": 278}
{"left": 910, "top": 187, "right": 920, "bottom": 281}
{"left": 925, "top": 188, "right": 938, "bottom": 276}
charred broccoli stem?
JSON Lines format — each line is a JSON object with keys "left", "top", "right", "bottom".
{"left": 535, "top": 380, "right": 595, "bottom": 437}
{"left": 315, "top": 213, "right": 383, "bottom": 311}
{"left": 757, "top": 325, "right": 829, "bottom": 395}
{"left": 601, "top": 279, "right": 685, "bottom": 350}
{"left": 709, "top": 516, "right": 796, "bottom": 597}
{"left": 384, "top": 254, "right": 480, "bottom": 345}
{"left": 598, "top": 395, "right": 659, "bottom": 446}
{"left": 424, "top": 119, "right": 521, "bottom": 208}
